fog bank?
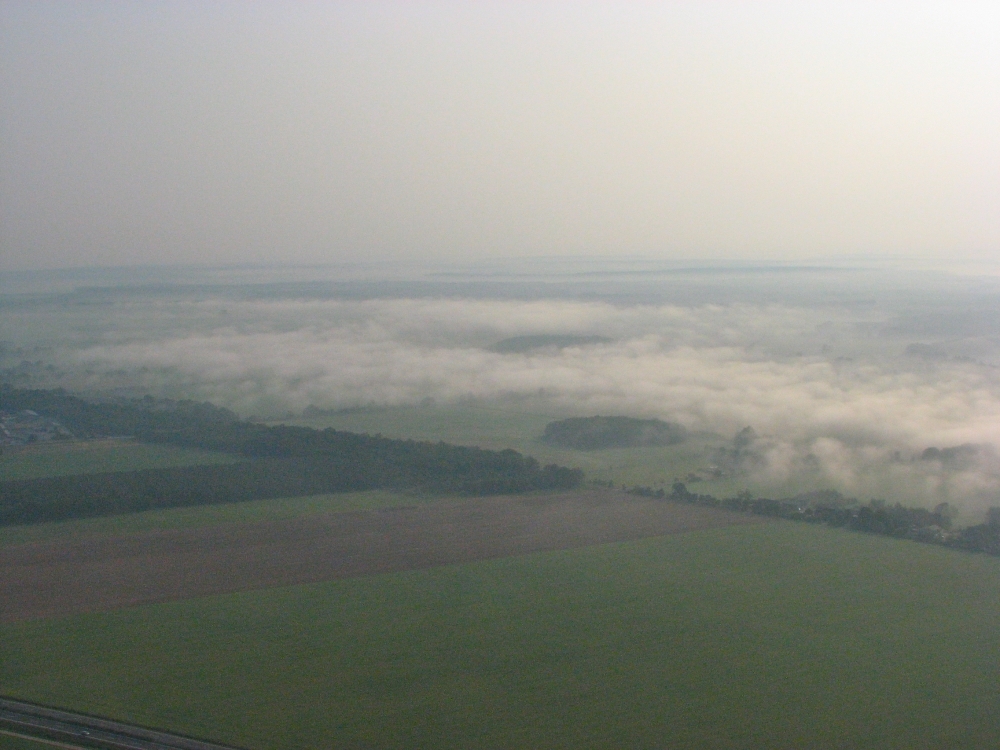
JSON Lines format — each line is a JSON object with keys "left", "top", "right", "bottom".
{"left": 4, "top": 275, "right": 1000, "bottom": 516}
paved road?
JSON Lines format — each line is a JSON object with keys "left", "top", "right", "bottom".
{"left": 0, "top": 698, "right": 246, "bottom": 750}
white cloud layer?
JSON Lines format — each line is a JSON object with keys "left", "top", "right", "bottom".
{"left": 65, "top": 298, "right": 998, "bottom": 444}
{"left": 6, "top": 293, "right": 999, "bottom": 515}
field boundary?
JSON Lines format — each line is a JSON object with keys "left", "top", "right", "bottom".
{"left": 3, "top": 489, "right": 765, "bottom": 623}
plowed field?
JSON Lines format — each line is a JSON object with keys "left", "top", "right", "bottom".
{"left": 2, "top": 490, "right": 763, "bottom": 623}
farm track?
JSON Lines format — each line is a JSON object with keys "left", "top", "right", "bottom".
{"left": 1, "top": 490, "right": 765, "bottom": 623}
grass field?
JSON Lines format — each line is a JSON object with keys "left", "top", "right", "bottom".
{"left": 0, "top": 440, "right": 238, "bottom": 482}
{"left": 3, "top": 521, "right": 1000, "bottom": 749}
{"left": 0, "top": 439, "right": 441, "bottom": 548}
{"left": 283, "top": 402, "right": 833, "bottom": 498}
{"left": 0, "top": 733, "right": 69, "bottom": 750}
{"left": 0, "top": 489, "right": 440, "bottom": 547}
{"left": 285, "top": 402, "right": 729, "bottom": 486}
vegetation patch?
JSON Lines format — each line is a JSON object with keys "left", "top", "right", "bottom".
{"left": 2, "top": 523, "right": 1000, "bottom": 749}
{"left": 0, "top": 451, "right": 579, "bottom": 528}
{"left": 0, "top": 440, "right": 237, "bottom": 482}
{"left": 542, "top": 416, "right": 687, "bottom": 450}
{"left": 0, "top": 732, "right": 61, "bottom": 750}
{"left": 488, "top": 334, "right": 612, "bottom": 353}
{"left": 0, "top": 490, "right": 428, "bottom": 548}
{"left": 0, "top": 388, "right": 581, "bottom": 527}
{"left": 2, "top": 490, "right": 758, "bottom": 623}
{"left": 626, "top": 481, "right": 1000, "bottom": 557}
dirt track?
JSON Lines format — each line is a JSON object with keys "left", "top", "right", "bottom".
{"left": 1, "top": 490, "right": 765, "bottom": 623}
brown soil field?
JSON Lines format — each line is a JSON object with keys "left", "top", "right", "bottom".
{"left": 1, "top": 490, "right": 765, "bottom": 623}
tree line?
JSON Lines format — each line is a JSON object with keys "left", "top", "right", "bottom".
{"left": 0, "top": 387, "right": 582, "bottom": 527}
{"left": 623, "top": 480, "right": 1000, "bottom": 556}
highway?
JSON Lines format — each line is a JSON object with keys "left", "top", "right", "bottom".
{"left": 0, "top": 698, "right": 247, "bottom": 750}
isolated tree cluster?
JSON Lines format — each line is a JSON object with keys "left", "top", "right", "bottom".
{"left": 542, "top": 416, "right": 687, "bottom": 450}
{"left": 0, "top": 387, "right": 582, "bottom": 527}
{"left": 624, "top": 481, "right": 1000, "bottom": 557}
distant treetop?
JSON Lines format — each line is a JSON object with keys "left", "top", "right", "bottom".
{"left": 542, "top": 416, "right": 687, "bottom": 450}
{"left": 489, "top": 335, "right": 612, "bottom": 354}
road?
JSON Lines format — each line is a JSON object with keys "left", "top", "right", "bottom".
{"left": 0, "top": 698, "right": 246, "bottom": 750}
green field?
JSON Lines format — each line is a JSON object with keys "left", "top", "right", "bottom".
{"left": 0, "top": 489, "right": 439, "bottom": 547}
{"left": 283, "top": 402, "right": 832, "bottom": 498}
{"left": 0, "top": 440, "right": 238, "bottom": 482}
{"left": 285, "top": 402, "right": 727, "bottom": 486}
{"left": 0, "top": 733, "right": 68, "bottom": 750}
{"left": 3, "top": 521, "right": 1000, "bottom": 749}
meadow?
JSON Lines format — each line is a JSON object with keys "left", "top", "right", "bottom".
{"left": 4, "top": 401, "right": 999, "bottom": 747}
{"left": 0, "top": 440, "right": 237, "bottom": 482}
{"left": 285, "top": 401, "right": 835, "bottom": 499}
{"left": 0, "top": 489, "right": 436, "bottom": 547}
{"left": 0, "top": 733, "right": 55, "bottom": 750}
{"left": 3, "top": 521, "right": 1000, "bottom": 748}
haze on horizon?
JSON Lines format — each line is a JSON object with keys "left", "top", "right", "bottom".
{"left": 3, "top": 2, "right": 1000, "bottom": 520}
{"left": 2, "top": 1, "right": 998, "bottom": 273}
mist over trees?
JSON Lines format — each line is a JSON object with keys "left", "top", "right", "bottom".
{"left": 542, "top": 416, "right": 687, "bottom": 450}
{"left": 0, "top": 387, "right": 582, "bottom": 526}
{"left": 624, "top": 481, "right": 1000, "bottom": 558}
{"left": 4, "top": 267, "right": 1000, "bottom": 516}
{"left": 489, "top": 335, "right": 612, "bottom": 354}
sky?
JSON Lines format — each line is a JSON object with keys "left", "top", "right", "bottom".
{"left": 1, "top": 1, "right": 998, "bottom": 272}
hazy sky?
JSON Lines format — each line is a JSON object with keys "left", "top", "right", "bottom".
{"left": 1, "top": 1, "right": 997, "bottom": 271}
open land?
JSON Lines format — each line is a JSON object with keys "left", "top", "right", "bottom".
{"left": 0, "top": 696, "right": 245, "bottom": 750}
{"left": 4, "top": 412, "right": 1000, "bottom": 747}
{"left": 282, "top": 402, "right": 840, "bottom": 499}
{"left": 0, "top": 489, "right": 429, "bottom": 548}
{"left": 3, "top": 521, "right": 1000, "bottom": 749}
{"left": 0, "top": 733, "right": 74, "bottom": 750}
{"left": 0, "top": 441, "right": 238, "bottom": 482}
{"left": 1, "top": 489, "right": 761, "bottom": 623}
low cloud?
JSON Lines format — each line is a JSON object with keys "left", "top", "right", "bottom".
{"left": 8, "top": 295, "right": 1000, "bottom": 516}
{"left": 69, "top": 298, "right": 1000, "bottom": 442}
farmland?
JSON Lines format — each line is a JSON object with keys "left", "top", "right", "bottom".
{"left": 0, "top": 489, "right": 427, "bottom": 547}
{"left": 4, "top": 395, "right": 1000, "bottom": 748}
{"left": 283, "top": 401, "right": 836, "bottom": 498}
{"left": 3, "top": 519, "right": 1000, "bottom": 748}
{"left": 0, "top": 389, "right": 583, "bottom": 529}
{"left": 2, "top": 490, "right": 760, "bottom": 623}
{"left": 0, "top": 733, "right": 55, "bottom": 750}
{"left": 0, "top": 440, "right": 238, "bottom": 482}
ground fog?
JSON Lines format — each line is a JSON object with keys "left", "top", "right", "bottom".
{"left": 4, "top": 267, "right": 1000, "bottom": 518}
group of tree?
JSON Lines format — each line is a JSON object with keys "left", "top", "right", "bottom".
{"left": 0, "top": 386, "right": 582, "bottom": 527}
{"left": 709, "top": 426, "right": 767, "bottom": 476}
{"left": 624, "top": 480, "right": 1000, "bottom": 557}
{"left": 0, "top": 386, "right": 240, "bottom": 440}
{"left": 542, "top": 416, "right": 687, "bottom": 450}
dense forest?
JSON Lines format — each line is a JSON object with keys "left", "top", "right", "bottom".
{"left": 542, "top": 416, "right": 687, "bottom": 450}
{"left": 0, "top": 387, "right": 582, "bottom": 527}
